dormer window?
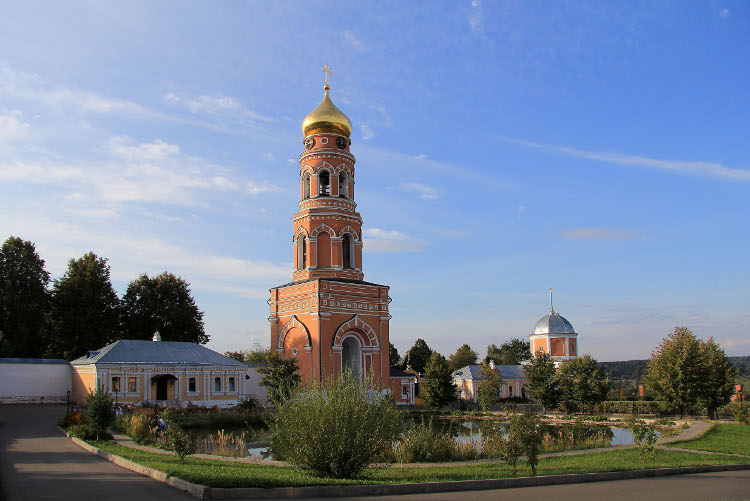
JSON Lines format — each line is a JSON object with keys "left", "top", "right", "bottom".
{"left": 318, "top": 170, "right": 330, "bottom": 196}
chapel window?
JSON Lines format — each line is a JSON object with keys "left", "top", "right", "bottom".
{"left": 127, "top": 377, "right": 137, "bottom": 393}
{"left": 228, "top": 377, "right": 235, "bottom": 392}
{"left": 111, "top": 377, "right": 120, "bottom": 393}
{"left": 214, "top": 377, "right": 222, "bottom": 392}
{"left": 401, "top": 384, "right": 408, "bottom": 398}
{"left": 508, "top": 385, "right": 513, "bottom": 397}
{"left": 318, "top": 170, "right": 330, "bottom": 196}
{"left": 338, "top": 172, "right": 348, "bottom": 198}
{"left": 303, "top": 172, "right": 311, "bottom": 200}
{"left": 188, "top": 377, "right": 196, "bottom": 393}
{"left": 342, "top": 233, "right": 352, "bottom": 269}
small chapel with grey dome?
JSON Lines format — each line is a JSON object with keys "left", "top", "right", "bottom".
{"left": 452, "top": 288, "right": 581, "bottom": 403}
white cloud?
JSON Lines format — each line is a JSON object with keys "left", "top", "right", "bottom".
{"left": 0, "top": 66, "right": 161, "bottom": 120}
{"left": 342, "top": 30, "right": 366, "bottom": 51}
{"left": 164, "top": 92, "right": 272, "bottom": 122}
{"left": 247, "top": 180, "right": 280, "bottom": 195}
{"left": 360, "top": 124, "right": 374, "bottom": 140}
{"left": 516, "top": 205, "right": 526, "bottom": 219}
{"left": 397, "top": 182, "right": 440, "bottom": 200}
{"left": 414, "top": 154, "right": 427, "bottom": 160}
{"left": 467, "top": 0, "right": 484, "bottom": 34}
{"left": 562, "top": 228, "right": 643, "bottom": 241}
{"left": 109, "top": 137, "right": 180, "bottom": 161}
{"left": 0, "top": 112, "right": 30, "bottom": 142}
{"left": 261, "top": 152, "right": 276, "bottom": 162}
{"left": 363, "top": 228, "right": 425, "bottom": 252}
{"left": 504, "top": 137, "right": 750, "bottom": 183}
{"left": 720, "top": 8, "right": 730, "bottom": 18}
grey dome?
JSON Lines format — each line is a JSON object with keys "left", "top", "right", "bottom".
{"left": 534, "top": 312, "right": 576, "bottom": 335}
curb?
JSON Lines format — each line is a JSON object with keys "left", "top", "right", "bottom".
{"left": 60, "top": 428, "right": 750, "bottom": 500}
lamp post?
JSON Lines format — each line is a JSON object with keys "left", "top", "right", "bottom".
{"left": 66, "top": 390, "right": 71, "bottom": 414}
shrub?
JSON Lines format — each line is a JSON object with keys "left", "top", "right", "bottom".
{"left": 269, "top": 370, "right": 402, "bottom": 478}
{"left": 509, "top": 413, "right": 544, "bottom": 475}
{"left": 396, "top": 420, "right": 457, "bottom": 463}
{"left": 67, "top": 423, "right": 98, "bottom": 440}
{"left": 61, "top": 411, "right": 87, "bottom": 428}
{"left": 167, "top": 426, "right": 197, "bottom": 462}
{"left": 124, "top": 413, "right": 157, "bottom": 444}
{"left": 85, "top": 387, "right": 115, "bottom": 441}
{"left": 234, "top": 396, "right": 260, "bottom": 412}
{"left": 628, "top": 418, "right": 659, "bottom": 463}
{"left": 498, "top": 430, "right": 523, "bottom": 476}
{"left": 727, "top": 401, "right": 749, "bottom": 424}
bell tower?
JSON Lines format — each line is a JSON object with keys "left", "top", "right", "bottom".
{"left": 268, "top": 67, "right": 392, "bottom": 390}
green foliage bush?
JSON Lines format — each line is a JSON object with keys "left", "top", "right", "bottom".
{"left": 722, "top": 401, "right": 749, "bottom": 424}
{"left": 602, "top": 401, "right": 664, "bottom": 415}
{"left": 85, "top": 387, "right": 115, "bottom": 440}
{"left": 396, "top": 420, "right": 458, "bottom": 463}
{"left": 167, "top": 426, "right": 197, "bottom": 462}
{"left": 67, "top": 423, "right": 100, "bottom": 440}
{"left": 61, "top": 411, "right": 87, "bottom": 428}
{"left": 628, "top": 418, "right": 659, "bottom": 463}
{"left": 269, "top": 371, "right": 402, "bottom": 478}
{"left": 509, "top": 413, "right": 544, "bottom": 475}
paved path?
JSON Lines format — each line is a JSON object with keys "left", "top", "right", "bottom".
{"left": 657, "top": 421, "right": 714, "bottom": 445}
{"left": 0, "top": 404, "right": 193, "bottom": 501}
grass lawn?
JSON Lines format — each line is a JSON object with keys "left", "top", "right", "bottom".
{"left": 90, "top": 441, "right": 746, "bottom": 489}
{"left": 670, "top": 424, "right": 750, "bottom": 456}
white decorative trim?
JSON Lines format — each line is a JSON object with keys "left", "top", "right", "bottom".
{"left": 277, "top": 315, "right": 312, "bottom": 349}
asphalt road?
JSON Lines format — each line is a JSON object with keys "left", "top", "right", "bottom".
{"left": 0, "top": 404, "right": 748, "bottom": 501}
{"left": 0, "top": 404, "right": 192, "bottom": 501}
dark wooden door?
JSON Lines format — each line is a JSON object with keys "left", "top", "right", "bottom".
{"left": 156, "top": 378, "right": 168, "bottom": 400}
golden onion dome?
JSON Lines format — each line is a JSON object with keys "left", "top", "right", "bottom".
{"left": 301, "top": 84, "right": 352, "bottom": 138}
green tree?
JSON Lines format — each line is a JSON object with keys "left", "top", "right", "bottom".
{"left": 257, "top": 352, "right": 302, "bottom": 403}
{"left": 121, "top": 272, "right": 208, "bottom": 344}
{"left": 0, "top": 331, "right": 12, "bottom": 357}
{"left": 389, "top": 342, "right": 400, "bottom": 367}
{"left": 0, "top": 236, "right": 51, "bottom": 357}
{"left": 402, "top": 338, "right": 433, "bottom": 374}
{"left": 448, "top": 343, "right": 478, "bottom": 372}
{"left": 523, "top": 352, "right": 560, "bottom": 410}
{"left": 699, "top": 338, "right": 736, "bottom": 420}
{"left": 225, "top": 343, "right": 272, "bottom": 364}
{"left": 486, "top": 338, "right": 531, "bottom": 365}
{"left": 555, "top": 354, "right": 610, "bottom": 413}
{"left": 644, "top": 326, "right": 704, "bottom": 418}
{"left": 269, "top": 370, "right": 402, "bottom": 478}
{"left": 421, "top": 352, "right": 457, "bottom": 408}
{"left": 48, "top": 252, "right": 121, "bottom": 360}
{"left": 477, "top": 362, "right": 503, "bottom": 411}
{"left": 85, "top": 386, "right": 114, "bottom": 441}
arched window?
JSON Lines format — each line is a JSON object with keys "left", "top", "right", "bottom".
{"left": 302, "top": 172, "right": 311, "bottom": 200}
{"left": 297, "top": 235, "right": 307, "bottom": 270}
{"left": 338, "top": 172, "right": 348, "bottom": 198}
{"left": 318, "top": 170, "right": 330, "bottom": 196}
{"left": 342, "top": 233, "right": 352, "bottom": 269}
{"left": 342, "top": 336, "right": 361, "bottom": 379}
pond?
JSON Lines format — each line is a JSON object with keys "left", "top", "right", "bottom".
{"left": 451, "top": 420, "right": 655, "bottom": 451}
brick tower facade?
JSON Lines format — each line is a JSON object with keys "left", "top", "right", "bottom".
{"left": 268, "top": 72, "right": 392, "bottom": 390}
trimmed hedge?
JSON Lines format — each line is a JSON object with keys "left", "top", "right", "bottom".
{"left": 602, "top": 401, "right": 664, "bottom": 415}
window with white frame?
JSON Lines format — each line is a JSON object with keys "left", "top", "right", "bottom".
{"left": 214, "top": 377, "right": 222, "bottom": 392}
{"left": 111, "top": 376, "right": 121, "bottom": 393}
{"left": 228, "top": 377, "right": 236, "bottom": 392}
{"left": 127, "top": 376, "right": 137, "bottom": 393}
{"left": 188, "top": 377, "right": 197, "bottom": 393}
{"left": 401, "top": 384, "right": 409, "bottom": 398}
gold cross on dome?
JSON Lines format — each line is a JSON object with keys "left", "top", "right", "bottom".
{"left": 321, "top": 65, "right": 332, "bottom": 86}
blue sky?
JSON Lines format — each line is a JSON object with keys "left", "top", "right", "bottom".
{"left": 1, "top": 1, "right": 748, "bottom": 361}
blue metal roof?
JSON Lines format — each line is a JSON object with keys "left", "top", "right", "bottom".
{"left": 70, "top": 340, "right": 251, "bottom": 367}
{"left": 452, "top": 364, "right": 526, "bottom": 381}
{"left": 0, "top": 358, "right": 70, "bottom": 365}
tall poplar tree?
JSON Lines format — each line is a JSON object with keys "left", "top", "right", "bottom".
{"left": 48, "top": 252, "right": 121, "bottom": 360}
{"left": 402, "top": 338, "right": 433, "bottom": 374}
{"left": 0, "top": 236, "right": 50, "bottom": 357}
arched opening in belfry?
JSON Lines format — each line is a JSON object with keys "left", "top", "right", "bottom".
{"left": 341, "top": 336, "right": 361, "bottom": 379}
{"left": 297, "top": 235, "right": 307, "bottom": 270}
{"left": 302, "top": 172, "right": 311, "bottom": 199}
{"left": 338, "top": 172, "right": 348, "bottom": 198}
{"left": 318, "top": 170, "right": 330, "bottom": 196}
{"left": 342, "top": 233, "right": 352, "bottom": 269}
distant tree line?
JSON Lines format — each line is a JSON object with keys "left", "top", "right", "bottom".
{"left": 0, "top": 235, "right": 207, "bottom": 361}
